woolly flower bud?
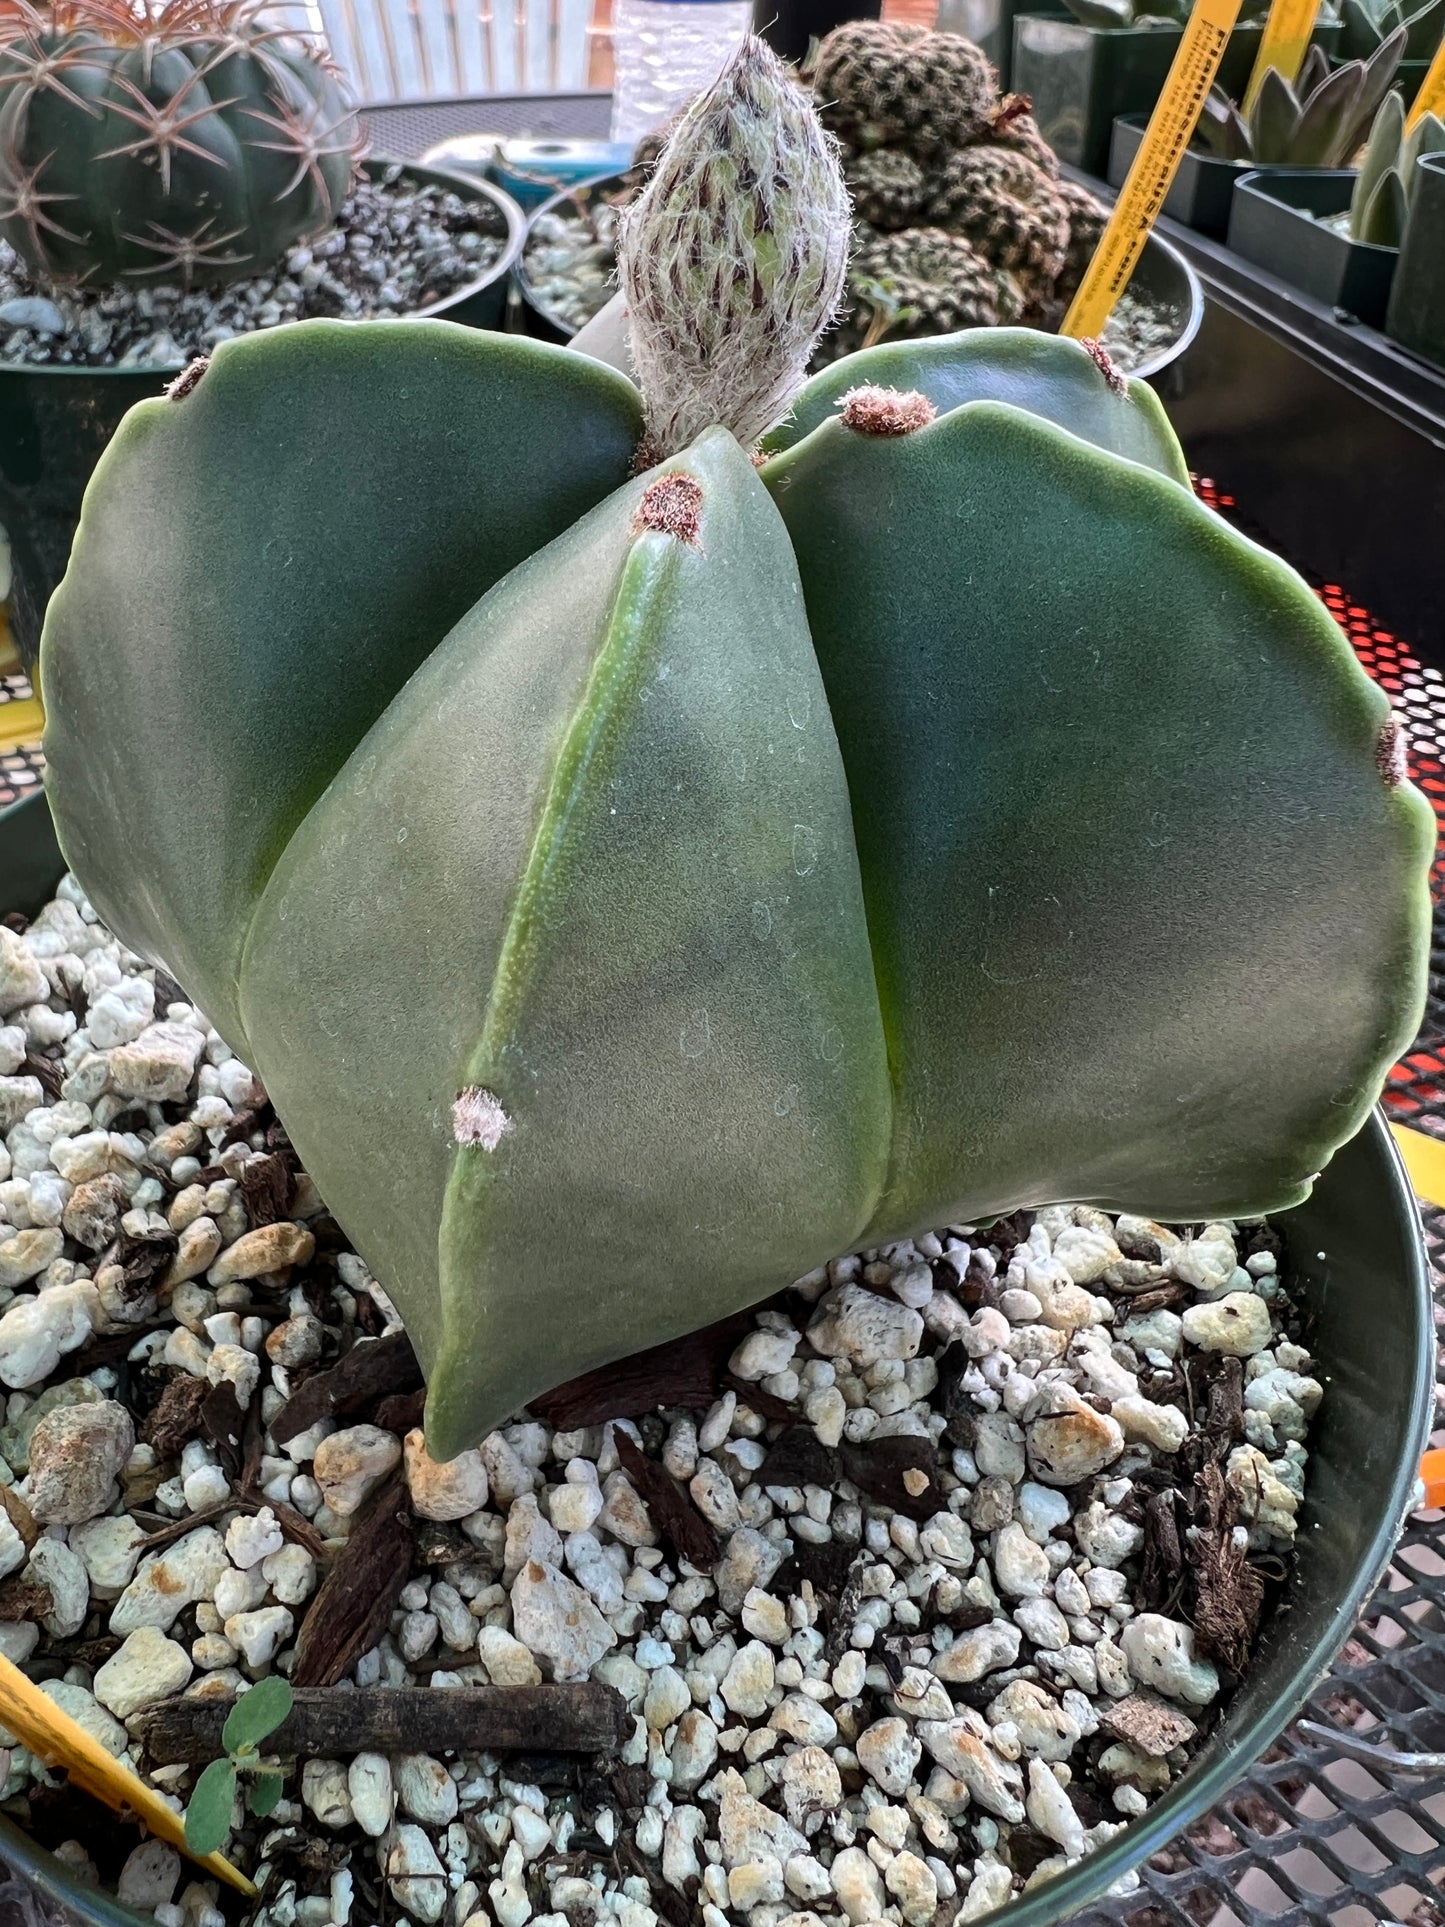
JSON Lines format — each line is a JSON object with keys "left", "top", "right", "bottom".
{"left": 617, "top": 34, "right": 851, "bottom": 459}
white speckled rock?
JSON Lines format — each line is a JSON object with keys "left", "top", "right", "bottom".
{"left": 404, "top": 1428, "right": 489, "bottom": 1521}
{"left": 395, "top": 1753, "right": 459, "bottom": 1826}
{"left": 313, "top": 1425, "right": 402, "bottom": 1518}
{"left": 348, "top": 1753, "right": 395, "bottom": 1836}
{"left": 110, "top": 1526, "right": 228, "bottom": 1635}
{"left": 94, "top": 1625, "right": 193, "bottom": 1718}
{"left": 717, "top": 1768, "right": 808, "bottom": 1867}
{"left": 1112, "top": 1394, "right": 1189, "bottom": 1453}
{"left": 885, "top": 1850, "right": 938, "bottom": 1926}
{"left": 224, "top": 1604, "right": 294, "bottom": 1669}
{"left": 918, "top": 1719, "right": 1026, "bottom": 1823}
{"left": 777, "top": 1744, "right": 841, "bottom": 1833}
{"left": 107, "top": 1022, "right": 204, "bottom": 1103}
{"left": 643, "top": 1664, "right": 691, "bottom": 1731}
{"left": 43, "top": 1679, "right": 127, "bottom": 1755}
{"left": 857, "top": 1716, "right": 922, "bottom": 1795}
{"left": 0, "top": 1274, "right": 92, "bottom": 1383}
{"left": 547, "top": 1474, "right": 603, "bottom": 1536}
{"left": 0, "top": 1510, "right": 26, "bottom": 1582}
{"left": 1025, "top": 1394, "right": 1125, "bottom": 1486}
{"left": 383, "top": 1823, "right": 447, "bottom": 1924}
{"left": 1051, "top": 1225, "right": 1123, "bottom": 1285}
{"left": 476, "top": 1624, "right": 543, "bottom": 1687}
{"left": 807, "top": 1283, "right": 923, "bottom": 1363}
{"left": 720, "top": 1639, "right": 775, "bottom": 1717}
{"left": 511, "top": 1559, "right": 616, "bottom": 1681}
{"left": 224, "top": 1508, "right": 284, "bottom": 1570}
{"left": 671, "top": 1707, "right": 720, "bottom": 1790}
{"left": 1181, "top": 1291, "right": 1272, "bottom": 1357}
{"left": 302, "top": 1760, "right": 354, "bottom": 1829}
{"left": 0, "top": 931, "right": 47, "bottom": 1013}
{"left": 1169, "top": 1235, "right": 1237, "bottom": 1294}
{"left": 831, "top": 1845, "right": 885, "bottom": 1923}
{"left": 991, "top": 1521, "right": 1051, "bottom": 1599}
{"left": 116, "top": 1840, "right": 181, "bottom": 1912}
{"left": 207, "top": 1221, "right": 314, "bottom": 1285}
{"left": 261, "top": 1543, "right": 317, "bottom": 1606}
{"left": 1121, "top": 1614, "right": 1220, "bottom": 1705}
{"left": 69, "top": 1515, "right": 144, "bottom": 1597}
{"left": 715, "top": 1526, "right": 785, "bottom": 1616}
{"left": 28, "top": 1537, "right": 89, "bottom": 1637}
{"left": 1026, "top": 1758, "right": 1085, "bottom": 1857}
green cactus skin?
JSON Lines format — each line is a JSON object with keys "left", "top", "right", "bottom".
{"left": 41, "top": 323, "right": 644, "bottom": 1051}
{"left": 0, "top": 0, "right": 362, "bottom": 288}
{"left": 1197, "top": 28, "right": 1406, "bottom": 167}
{"left": 813, "top": 21, "right": 998, "bottom": 157}
{"left": 760, "top": 380, "right": 1434, "bottom": 1239}
{"left": 41, "top": 321, "right": 1434, "bottom": 1457}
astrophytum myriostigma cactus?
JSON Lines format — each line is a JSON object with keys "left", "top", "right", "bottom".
{"left": 41, "top": 37, "right": 1433, "bottom": 1458}
{"left": 0, "top": 0, "right": 359, "bottom": 287}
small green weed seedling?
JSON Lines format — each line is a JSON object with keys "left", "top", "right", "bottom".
{"left": 183, "top": 1676, "right": 294, "bottom": 1857}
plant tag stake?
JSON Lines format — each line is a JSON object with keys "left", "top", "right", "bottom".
{"left": 1242, "top": 0, "right": 1323, "bottom": 113}
{"left": 1062, "top": 0, "right": 1244, "bottom": 343}
{"left": 0, "top": 1651, "right": 257, "bottom": 1895}
{"left": 1407, "top": 32, "right": 1445, "bottom": 126}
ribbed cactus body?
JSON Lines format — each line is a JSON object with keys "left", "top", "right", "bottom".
{"left": 926, "top": 147, "right": 1070, "bottom": 299}
{"left": 843, "top": 147, "right": 927, "bottom": 230}
{"left": 827, "top": 226, "right": 1024, "bottom": 361}
{"left": 0, "top": 0, "right": 359, "bottom": 286}
{"left": 813, "top": 20, "right": 997, "bottom": 156}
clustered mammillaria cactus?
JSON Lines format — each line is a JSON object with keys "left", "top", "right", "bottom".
{"left": 808, "top": 21, "right": 1112, "bottom": 354}
{"left": 0, "top": 0, "right": 360, "bottom": 287}
{"left": 41, "top": 36, "right": 1433, "bottom": 1458}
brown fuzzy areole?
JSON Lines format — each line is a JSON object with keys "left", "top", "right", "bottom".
{"left": 1377, "top": 716, "right": 1409, "bottom": 787}
{"left": 165, "top": 357, "right": 210, "bottom": 401}
{"left": 1078, "top": 336, "right": 1127, "bottom": 395}
{"left": 632, "top": 472, "right": 704, "bottom": 545}
{"left": 838, "top": 384, "right": 937, "bottom": 436}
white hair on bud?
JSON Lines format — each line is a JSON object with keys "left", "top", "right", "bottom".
{"left": 617, "top": 34, "right": 852, "bottom": 458}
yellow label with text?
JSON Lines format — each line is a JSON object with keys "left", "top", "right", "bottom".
{"left": 1407, "top": 32, "right": 1445, "bottom": 126}
{"left": 1062, "top": 0, "right": 1244, "bottom": 343}
{"left": 1242, "top": 0, "right": 1322, "bottom": 112}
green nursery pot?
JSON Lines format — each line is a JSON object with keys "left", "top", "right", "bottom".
{"left": 1110, "top": 111, "right": 1285, "bottom": 234}
{"left": 1018, "top": 18, "right": 1341, "bottom": 176}
{"left": 0, "top": 779, "right": 1432, "bottom": 1927}
{"left": 1386, "top": 149, "right": 1445, "bottom": 364}
{"left": 1229, "top": 168, "right": 1400, "bottom": 326}
{"left": 0, "top": 161, "right": 524, "bottom": 672}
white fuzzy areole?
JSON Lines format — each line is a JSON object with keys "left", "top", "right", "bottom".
{"left": 453, "top": 1086, "right": 510, "bottom": 1151}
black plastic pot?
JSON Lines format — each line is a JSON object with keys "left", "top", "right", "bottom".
{"left": 1110, "top": 111, "right": 1290, "bottom": 235}
{"left": 1386, "top": 150, "right": 1445, "bottom": 366}
{"left": 1228, "top": 168, "right": 1398, "bottom": 325}
{"left": 935, "top": 0, "right": 1068, "bottom": 91}
{"left": 753, "top": 0, "right": 882, "bottom": 64}
{"left": 1020, "top": 18, "right": 1341, "bottom": 177}
{"left": 0, "top": 160, "right": 524, "bottom": 672}
{"left": 0, "top": 778, "right": 1433, "bottom": 1926}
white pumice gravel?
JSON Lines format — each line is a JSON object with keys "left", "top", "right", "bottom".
{"left": 0, "top": 878, "right": 1325, "bottom": 1924}
{"left": 0, "top": 171, "right": 509, "bottom": 371}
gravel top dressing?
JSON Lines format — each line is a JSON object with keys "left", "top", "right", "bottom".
{"left": 522, "top": 200, "right": 1174, "bottom": 377}
{"left": 0, "top": 877, "right": 1321, "bottom": 1926}
{"left": 0, "top": 169, "right": 507, "bottom": 371}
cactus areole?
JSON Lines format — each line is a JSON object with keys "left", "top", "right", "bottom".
{"left": 0, "top": 0, "right": 361, "bottom": 287}
{"left": 41, "top": 39, "right": 1433, "bottom": 1459}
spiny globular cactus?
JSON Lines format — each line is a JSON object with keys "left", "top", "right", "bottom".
{"left": 925, "top": 146, "right": 1070, "bottom": 302}
{"left": 812, "top": 19, "right": 997, "bottom": 155}
{"left": 829, "top": 225, "right": 1027, "bottom": 360}
{"left": 0, "top": 0, "right": 361, "bottom": 286}
{"left": 41, "top": 36, "right": 1433, "bottom": 1459}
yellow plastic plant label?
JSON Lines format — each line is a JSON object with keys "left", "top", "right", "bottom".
{"left": 1062, "top": 0, "right": 1244, "bottom": 342}
{"left": 0, "top": 694, "right": 43, "bottom": 756}
{"left": 1407, "top": 32, "right": 1445, "bottom": 126}
{"left": 0, "top": 1651, "right": 257, "bottom": 1894}
{"left": 1242, "top": 0, "right": 1323, "bottom": 113}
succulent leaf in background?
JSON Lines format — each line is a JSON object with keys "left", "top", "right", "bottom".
{"left": 1196, "top": 28, "right": 1406, "bottom": 165}
{"left": 1344, "top": 89, "right": 1445, "bottom": 240}
{"left": 0, "top": 0, "right": 361, "bottom": 287}
{"left": 42, "top": 39, "right": 1434, "bottom": 1459}
{"left": 1340, "top": 0, "right": 1444, "bottom": 60}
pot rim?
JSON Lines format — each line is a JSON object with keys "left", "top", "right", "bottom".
{"left": 514, "top": 168, "right": 634, "bottom": 340}
{"left": 0, "top": 157, "right": 527, "bottom": 383}
{"left": 520, "top": 168, "right": 1205, "bottom": 382}
{"left": 0, "top": 787, "right": 1429, "bottom": 1927}
{"left": 1232, "top": 166, "right": 1403, "bottom": 260}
